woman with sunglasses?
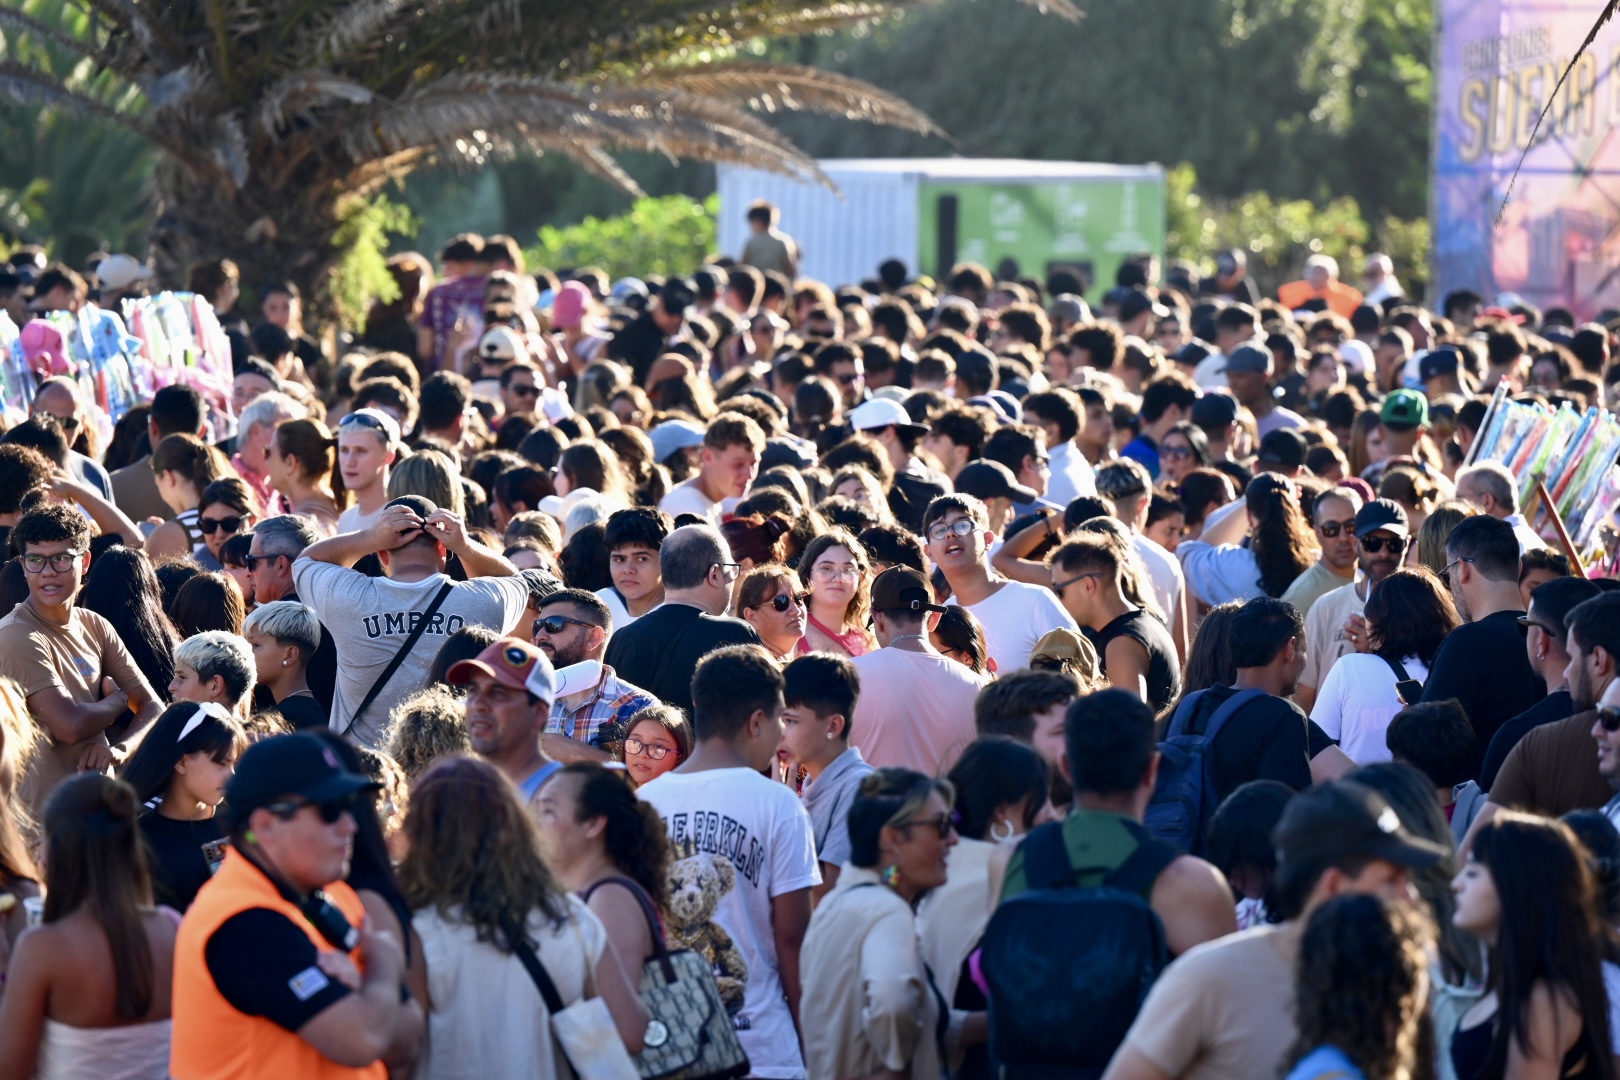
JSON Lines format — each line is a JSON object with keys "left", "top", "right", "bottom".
{"left": 119, "top": 702, "right": 246, "bottom": 911}
{"left": 0, "top": 773, "right": 177, "bottom": 1080}
{"left": 195, "top": 478, "right": 258, "bottom": 572}
{"left": 146, "top": 434, "right": 238, "bottom": 565}
{"left": 798, "top": 528, "right": 876, "bottom": 658}
{"left": 801, "top": 768, "right": 983, "bottom": 1080}
{"left": 1157, "top": 422, "right": 1212, "bottom": 489}
{"left": 335, "top": 408, "right": 401, "bottom": 534}
{"left": 618, "top": 704, "right": 692, "bottom": 788}
{"left": 737, "top": 563, "right": 809, "bottom": 662}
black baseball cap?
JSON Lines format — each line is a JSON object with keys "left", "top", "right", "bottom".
{"left": 1173, "top": 340, "right": 1212, "bottom": 369}
{"left": 1257, "top": 428, "right": 1306, "bottom": 469}
{"left": 659, "top": 277, "right": 696, "bottom": 313}
{"left": 1191, "top": 392, "right": 1238, "bottom": 430}
{"left": 870, "top": 565, "right": 947, "bottom": 615}
{"left": 1418, "top": 347, "right": 1461, "bottom": 382}
{"left": 1273, "top": 780, "right": 1448, "bottom": 868}
{"left": 955, "top": 460, "right": 1037, "bottom": 504}
{"left": 1354, "top": 497, "right": 1410, "bottom": 539}
{"left": 225, "top": 733, "right": 378, "bottom": 816}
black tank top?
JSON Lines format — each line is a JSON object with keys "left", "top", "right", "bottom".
{"left": 1095, "top": 608, "right": 1182, "bottom": 713}
{"left": 1452, "top": 1012, "right": 1595, "bottom": 1080}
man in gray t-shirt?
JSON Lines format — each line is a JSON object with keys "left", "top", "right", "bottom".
{"left": 292, "top": 495, "right": 533, "bottom": 748}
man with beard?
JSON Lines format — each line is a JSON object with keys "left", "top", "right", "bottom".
{"left": 1467, "top": 592, "right": 1620, "bottom": 848}
{"left": 530, "top": 588, "right": 655, "bottom": 763}
{"left": 1295, "top": 499, "right": 1408, "bottom": 714}
{"left": 1419, "top": 515, "right": 1543, "bottom": 753}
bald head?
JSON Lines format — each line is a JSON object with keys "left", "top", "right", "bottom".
{"left": 662, "top": 524, "right": 731, "bottom": 589}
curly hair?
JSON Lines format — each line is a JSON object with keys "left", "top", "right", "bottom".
{"left": 397, "top": 756, "right": 570, "bottom": 949}
{"left": 386, "top": 685, "right": 473, "bottom": 779}
{"left": 1245, "top": 473, "right": 1317, "bottom": 598}
{"left": 1286, "top": 894, "right": 1434, "bottom": 1080}
{"left": 560, "top": 762, "right": 671, "bottom": 909}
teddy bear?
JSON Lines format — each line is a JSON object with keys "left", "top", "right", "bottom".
{"left": 665, "top": 846, "right": 749, "bottom": 1016}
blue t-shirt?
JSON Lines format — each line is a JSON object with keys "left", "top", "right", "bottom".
{"left": 519, "top": 759, "right": 563, "bottom": 802}
{"left": 1283, "top": 1045, "right": 1367, "bottom": 1080}
{"left": 1121, "top": 435, "right": 1160, "bottom": 479}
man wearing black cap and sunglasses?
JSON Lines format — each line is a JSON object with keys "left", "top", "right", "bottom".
{"left": 172, "top": 733, "right": 422, "bottom": 1078}
{"left": 1104, "top": 780, "right": 1444, "bottom": 1080}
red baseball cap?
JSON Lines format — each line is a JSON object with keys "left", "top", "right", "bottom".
{"left": 446, "top": 638, "right": 556, "bottom": 702}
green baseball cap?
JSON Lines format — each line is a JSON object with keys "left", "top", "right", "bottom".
{"left": 1379, "top": 389, "right": 1429, "bottom": 429}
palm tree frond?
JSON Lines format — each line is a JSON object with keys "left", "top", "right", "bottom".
{"left": 634, "top": 60, "right": 939, "bottom": 134}
{"left": 0, "top": 7, "right": 105, "bottom": 66}
{"left": 259, "top": 71, "right": 375, "bottom": 136}
{"left": 212, "top": 112, "right": 249, "bottom": 188}
{"left": 288, "top": 0, "right": 408, "bottom": 69}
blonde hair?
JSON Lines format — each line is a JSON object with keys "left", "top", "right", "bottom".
{"left": 387, "top": 449, "right": 464, "bottom": 516}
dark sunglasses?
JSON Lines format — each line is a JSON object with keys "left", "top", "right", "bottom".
{"left": 770, "top": 591, "right": 809, "bottom": 612}
{"left": 835, "top": 372, "right": 861, "bottom": 385}
{"left": 264, "top": 795, "right": 357, "bottom": 824}
{"left": 1360, "top": 535, "right": 1407, "bottom": 554}
{"left": 1050, "top": 571, "right": 1102, "bottom": 595}
{"left": 1600, "top": 705, "right": 1620, "bottom": 733}
{"left": 243, "top": 553, "right": 284, "bottom": 569}
{"left": 56, "top": 415, "right": 80, "bottom": 432}
{"left": 902, "top": 813, "right": 956, "bottom": 840}
{"left": 338, "top": 411, "right": 391, "bottom": 436}
{"left": 533, "top": 613, "right": 597, "bottom": 636}
{"left": 199, "top": 515, "right": 245, "bottom": 535}
{"left": 508, "top": 383, "right": 540, "bottom": 398}
{"left": 1316, "top": 520, "right": 1357, "bottom": 538}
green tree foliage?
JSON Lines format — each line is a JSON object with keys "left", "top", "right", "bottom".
{"left": 779, "top": 0, "right": 1431, "bottom": 224}
{"left": 526, "top": 195, "right": 719, "bottom": 281}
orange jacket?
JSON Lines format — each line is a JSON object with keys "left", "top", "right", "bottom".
{"left": 170, "top": 847, "right": 386, "bottom": 1080}
{"left": 1277, "top": 278, "right": 1365, "bottom": 318}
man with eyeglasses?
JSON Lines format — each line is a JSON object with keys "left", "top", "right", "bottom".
{"left": 30, "top": 376, "right": 112, "bottom": 499}
{"left": 448, "top": 636, "right": 564, "bottom": 803}
{"left": 1419, "top": 515, "right": 1543, "bottom": 755}
{"left": 0, "top": 505, "right": 162, "bottom": 813}
{"left": 812, "top": 341, "right": 865, "bottom": 409}
{"left": 850, "top": 566, "right": 988, "bottom": 777}
{"left": 1050, "top": 535, "right": 1180, "bottom": 713}
{"left": 1295, "top": 499, "right": 1409, "bottom": 714}
{"left": 1280, "top": 487, "right": 1363, "bottom": 617}
{"left": 497, "top": 360, "right": 543, "bottom": 420}
{"left": 172, "top": 733, "right": 422, "bottom": 1077}
{"left": 604, "top": 524, "right": 761, "bottom": 717}
{"left": 530, "top": 588, "right": 654, "bottom": 764}
{"left": 922, "top": 494, "right": 1076, "bottom": 674}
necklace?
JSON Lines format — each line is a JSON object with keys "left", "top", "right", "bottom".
{"left": 890, "top": 633, "right": 928, "bottom": 646}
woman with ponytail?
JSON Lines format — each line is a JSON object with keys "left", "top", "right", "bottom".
{"left": 146, "top": 434, "right": 238, "bottom": 565}
{"left": 1178, "top": 471, "right": 1318, "bottom": 606}
{"left": 537, "top": 761, "right": 672, "bottom": 979}
{"left": 0, "top": 773, "right": 176, "bottom": 1079}
{"left": 267, "top": 418, "right": 342, "bottom": 534}
{"left": 118, "top": 702, "right": 245, "bottom": 911}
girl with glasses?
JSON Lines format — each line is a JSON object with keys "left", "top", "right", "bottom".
{"left": 195, "top": 478, "right": 258, "bottom": 571}
{"left": 616, "top": 704, "right": 692, "bottom": 788}
{"left": 1157, "top": 422, "right": 1212, "bottom": 489}
{"left": 738, "top": 563, "right": 810, "bottom": 662}
{"left": 801, "top": 768, "right": 979, "bottom": 1080}
{"left": 797, "top": 528, "right": 876, "bottom": 658}
{"left": 146, "top": 434, "right": 238, "bottom": 566}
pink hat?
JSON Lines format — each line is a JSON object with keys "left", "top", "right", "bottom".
{"left": 19, "top": 320, "right": 71, "bottom": 378}
{"left": 552, "top": 281, "right": 590, "bottom": 330}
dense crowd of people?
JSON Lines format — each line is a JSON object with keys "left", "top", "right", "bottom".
{"left": 1, "top": 216, "right": 1620, "bottom": 1080}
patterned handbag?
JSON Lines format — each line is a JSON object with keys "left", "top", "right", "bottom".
{"left": 584, "top": 877, "right": 750, "bottom": 1080}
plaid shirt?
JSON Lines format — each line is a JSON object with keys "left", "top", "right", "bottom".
{"left": 546, "top": 665, "right": 657, "bottom": 749}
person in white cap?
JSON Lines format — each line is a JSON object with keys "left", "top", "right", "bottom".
{"left": 93, "top": 253, "right": 154, "bottom": 306}
{"left": 847, "top": 397, "right": 948, "bottom": 532}
{"left": 469, "top": 325, "right": 528, "bottom": 408}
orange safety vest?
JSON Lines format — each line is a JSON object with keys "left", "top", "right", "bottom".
{"left": 170, "top": 847, "right": 388, "bottom": 1080}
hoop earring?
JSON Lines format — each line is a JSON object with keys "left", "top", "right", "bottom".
{"left": 990, "top": 819, "right": 1016, "bottom": 843}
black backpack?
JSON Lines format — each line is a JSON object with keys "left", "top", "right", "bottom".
{"left": 980, "top": 817, "right": 1180, "bottom": 1079}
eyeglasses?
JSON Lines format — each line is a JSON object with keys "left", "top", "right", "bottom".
{"left": 243, "top": 553, "right": 284, "bottom": 570}
{"left": 338, "top": 411, "right": 392, "bottom": 436}
{"left": 712, "top": 561, "right": 742, "bottom": 582}
{"left": 52, "top": 415, "right": 80, "bottom": 432}
{"left": 264, "top": 795, "right": 357, "bottom": 824}
{"left": 1160, "top": 446, "right": 1195, "bottom": 461}
{"left": 1316, "top": 519, "right": 1357, "bottom": 538}
{"left": 1516, "top": 615, "right": 1558, "bottom": 637}
{"left": 771, "top": 591, "right": 809, "bottom": 612}
{"left": 533, "top": 613, "right": 596, "bottom": 636}
{"left": 927, "top": 518, "right": 977, "bottom": 543}
{"left": 812, "top": 563, "right": 860, "bottom": 583}
{"left": 1050, "top": 571, "right": 1102, "bottom": 595}
{"left": 901, "top": 813, "right": 955, "bottom": 840}
{"left": 624, "top": 737, "right": 676, "bottom": 761}
{"left": 508, "top": 384, "right": 540, "bottom": 398}
{"left": 1598, "top": 705, "right": 1620, "bottom": 733}
{"left": 199, "top": 515, "right": 245, "bottom": 535}
{"left": 835, "top": 372, "right": 862, "bottom": 385}
{"left": 1440, "top": 554, "right": 1474, "bottom": 581}
{"left": 21, "top": 551, "right": 83, "bottom": 574}
{"left": 1361, "top": 535, "right": 1408, "bottom": 554}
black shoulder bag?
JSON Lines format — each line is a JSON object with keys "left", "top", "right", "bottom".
{"left": 340, "top": 581, "right": 454, "bottom": 737}
{"left": 1381, "top": 654, "right": 1424, "bottom": 705}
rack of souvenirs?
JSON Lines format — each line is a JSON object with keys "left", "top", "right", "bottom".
{"left": 0, "top": 292, "right": 234, "bottom": 441}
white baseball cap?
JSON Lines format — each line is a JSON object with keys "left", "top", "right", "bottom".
{"left": 849, "top": 397, "right": 928, "bottom": 438}
{"left": 479, "top": 325, "right": 525, "bottom": 362}
{"left": 96, "top": 253, "right": 154, "bottom": 292}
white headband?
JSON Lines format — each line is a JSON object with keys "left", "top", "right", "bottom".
{"left": 177, "top": 702, "right": 232, "bottom": 743}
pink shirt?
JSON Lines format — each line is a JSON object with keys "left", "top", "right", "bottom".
{"left": 849, "top": 647, "right": 989, "bottom": 776}
{"left": 795, "top": 614, "right": 872, "bottom": 659}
